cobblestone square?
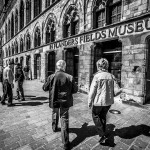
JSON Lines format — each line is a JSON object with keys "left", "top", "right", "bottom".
{"left": 0, "top": 80, "right": 150, "bottom": 150}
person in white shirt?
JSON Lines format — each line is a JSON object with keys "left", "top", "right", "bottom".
{"left": 1, "top": 61, "right": 14, "bottom": 106}
{"left": 88, "top": 58, "right": 122, "bottom": 143}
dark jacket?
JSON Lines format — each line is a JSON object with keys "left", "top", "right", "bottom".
{"left": 23, "top": 66, "right": 29, "bottom": 72}
{"left": 15, "top": 66, "right": 25, "bottom": 82}
{"left": 43, "top": 70, "right": 78, "bottom": 108}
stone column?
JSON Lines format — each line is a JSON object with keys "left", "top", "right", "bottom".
{"left": 40, "top": 52, "right": 46, "bottom": 82}
{"left": 30, "top": 53, "right": 34, "bottom": 80}
{"left": 78, "top": 42, "right": 93, "bottom": 93}
{"left": 119, "top": 36, "right": 146, "bottom": 104}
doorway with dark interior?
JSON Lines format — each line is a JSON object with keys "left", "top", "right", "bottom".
{"left": 93, "top": 39, "right": 122, "bottom": 86}
{"left": 65, "top": 47, "right": 79, "bottom": 84}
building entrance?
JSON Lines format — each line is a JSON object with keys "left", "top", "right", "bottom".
{"left": 20, "top": 57, "right": 24, "bottom": 68}
{"left": 34, "top": 54, "right": 41, "bottom": 79}
{"left": 93, "top": 40, "right": 122, "bottom": 85}
{"left": 65, "top": 47, "right": 79, "bottom": 83}
{"left": 48, "top": 51, "right": 55, "bottom": 76}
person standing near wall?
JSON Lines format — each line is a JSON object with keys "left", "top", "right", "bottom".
{"left": 43, "top": 60, "right": 78, "bottom": 150}
{"left": 1, "top": 61, "right": 14, "bottom": 106}
{"left": 88, "top": 58, "right": 122, "bottom": 143}
{"left": 15, "top": 63, "right": 25, "bottom": 101}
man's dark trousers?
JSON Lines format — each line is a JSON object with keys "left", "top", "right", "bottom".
{"left": 52, "top": 107, "right": 69, "bottom": 145}
{"left": 1, "top": 79, "right": 13, "bottom": 104}
{"left": 92, "top": 105, "right": 111, "bottom": 137}
{"left": 16, "top": 81, "right": 24, "bottom": 99}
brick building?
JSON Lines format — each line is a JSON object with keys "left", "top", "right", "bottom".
{"left": 0, "top": 0, "right": 150, "bottom": 104}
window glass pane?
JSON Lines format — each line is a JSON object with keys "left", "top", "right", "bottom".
{"left": 110, "top": 2, "right": 121, "bottom": 24}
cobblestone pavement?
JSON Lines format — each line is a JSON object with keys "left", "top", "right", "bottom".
{"left": 0, "top": 80, "right": 150, "bottom": 150}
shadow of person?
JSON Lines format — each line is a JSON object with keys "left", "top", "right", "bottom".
{"left": 30, "top": 97, "right": 48, "bottom": 101}
{"left": 102, "top": 124, "right": 150, "bottom": 147}
{"left": 69, "top": 122, "right": 98, "bottom": 148}
{"left": 115, "top": 124, "right": 150, "bottom": 138}
{"left": 13, "top": 101, "right": 43, "bottom": 106}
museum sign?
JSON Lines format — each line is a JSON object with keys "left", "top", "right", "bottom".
{"left": 50, "top": 18, "right": 150, "bottom": 50}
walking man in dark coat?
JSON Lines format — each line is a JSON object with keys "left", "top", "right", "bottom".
{"left": 15, "top": 63, "right": 25, "bottom": 101}
{"left": 43, "top": 60, "right": 78, "bottom": 150}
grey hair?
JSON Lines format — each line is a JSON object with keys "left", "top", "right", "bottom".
{"left": 56, "top": 60, "right": 66, "bottom": 71}
{"left": 96, "top": 58, "right": 109, "bottom": 71}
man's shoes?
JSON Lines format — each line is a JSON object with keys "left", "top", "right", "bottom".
{"left": 62, "top": 142, "right": 70, "bottom": 150}
{"left": 15, "top": 97, "right": 20, "bottom": 100}
{"left": 52, "top": 123, "right": 58, "bottom": 132}
{"left": 1, "top": 101, "right": 6, "bottom": 105}
{"left": 21, "top": 98, "right": 25, "bottom": 101}
{"left": 99, "top": 135, "right": 107, "bottom": 144}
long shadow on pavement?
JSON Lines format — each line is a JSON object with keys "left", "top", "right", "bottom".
{"left": 69, "top": 123, "right": 150, "bottom": 148}
{"left": 102, "top": 124, "right": 150, "bottom": 147}
{"left": 30, "top": 97, "right": 48, "bottom": 100}
{"left": 25, "top": 95, "right": 36, "bottom": 97}
{"left": 13, "top": 101, "right": 43, "bottom": 106}
{"left": 69, "top": 123, "right": 98, "bottom": 148}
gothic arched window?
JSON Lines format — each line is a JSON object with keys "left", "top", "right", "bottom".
{"left": 26, "top": 34, "right": 31, "bottom": 50}
{"left": 8, "top": 46, "right": 11, "bottom": 56}
{"left": 93, "top": 0, "right": 121, "bottom": 29}
{"left": 5, "top": 48, "right": 8, "bottom": 57}
{"left": 26, "top": 0, "right": 31, "bottom": 24}
{"left": 63, "top": 6, "right": 79, "bottom": 38}
{"left": 11, "top": 14, "right": 14, "bottom": 38}
{"left": 20, "top": 38, "right": 24, "bottom": 52}
{"left": 46, "top": 0, "right": 50, "bottom": 8}
{"left": 15, "top": 9, "right": 18, "bottom": 34}
{"left": 12, "top": 44, "right": 14, "bottom": 55}
{"left": 107, "top": 0, "right": 121, "bottom": 24}
{"left": 46, "top": 18, "right": 55, "bottom": 44}
{"left": 34, "top": 27, "right": 41, "bottom": 47}
{"left": 20, "top": 0, "right": 24, "bottom": 30}
{"left": 93, "top": 0, "right": 106, "bottom": 28}
{"left": 34, "top": 0, "right": 42, "bottom": 18}
{"left": 15, "top": 41, "right": 18, "bottom": 54}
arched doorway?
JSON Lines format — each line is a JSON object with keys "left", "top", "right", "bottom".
{"left": 146, "top": 37, "right": 150, "bottom": 103}
{"left": 65, "top": 47, "right": 79, "bottom": 84}
{"left": 26, "top": 55, "right": 32, "bottom": 80}
{"left": 34, "top": 54, "right": 41, "bottom": 79}
{"left": 48, "top": 51, "right": 55, "bottom": 76}
{"left": 20, "top": 57, "right": 24, "bottom": 68}
{"left": 15, "top": 57, "right": 18, "bottom": 64}
{"left": 26, "top": 55, "right": 31, "bottom": 68}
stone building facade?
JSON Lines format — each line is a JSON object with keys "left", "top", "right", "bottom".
{"left": 0, "top": 0, "right": 150, "bottom": 104}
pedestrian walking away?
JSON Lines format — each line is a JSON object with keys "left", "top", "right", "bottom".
{"left": 43, "top": 60, "right": 78, "bottom": 150}
{"left": 1, "top": 61, "right": 14, "bottom": 106}
{"left": 88, "top": 58, "right": 122, "bottom": 144}
{"left": 15, "top": 63, "right": 25, "bottom": 101}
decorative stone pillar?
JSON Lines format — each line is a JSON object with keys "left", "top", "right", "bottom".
{"left": 30, "top": 53, "right": 34, "bottom": 80}
{"left": 40, "top": 52, "right": 46, "bottom": 82}
{"left": 78, "top": 42, "right": 94, "bottom": 93}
